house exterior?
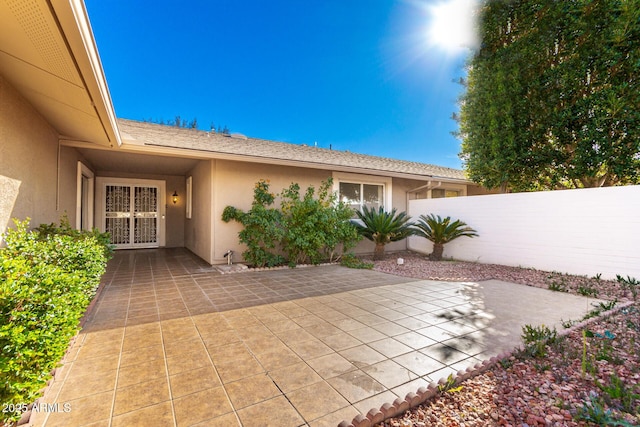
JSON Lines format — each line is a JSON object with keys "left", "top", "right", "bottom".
{"left": 1, "top": 0, "right": 488, "bottom": 264}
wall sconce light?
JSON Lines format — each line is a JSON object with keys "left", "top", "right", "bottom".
{"left": 172, "top": 191, "right": 178, "bottom": 204}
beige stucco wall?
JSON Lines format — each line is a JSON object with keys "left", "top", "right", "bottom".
{"left": 209, "top": 161, "right": 441, "bottom": 263}
{"left": 212, "top": 160, "right": 332, "bottom": 264}
{"left": 0, "top": 75, "right": 60, "bottom": 236}
{"left": 97, "top": 170, "right": 186, "bottom": 248}
{"left": 185, "top": 160, "right": 213, "bottom": 262}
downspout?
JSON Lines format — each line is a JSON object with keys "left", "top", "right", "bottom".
{"left": 405, "top": 181, "right": 441, "bottom": 252}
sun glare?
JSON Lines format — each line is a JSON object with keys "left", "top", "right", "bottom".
{"left": 426, "top": 0, "right": 478, "bottom": 54}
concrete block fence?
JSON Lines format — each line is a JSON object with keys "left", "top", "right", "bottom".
{"left": 407, "top": 185, "right": 640, "bottom": 280}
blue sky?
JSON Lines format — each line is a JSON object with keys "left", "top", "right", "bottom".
{"left": 85, "top": 0, "right": 477, "bottom": 169}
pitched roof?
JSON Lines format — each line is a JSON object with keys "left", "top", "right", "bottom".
{"left": 117, "top": 119, "right": 467, "bottom": 181}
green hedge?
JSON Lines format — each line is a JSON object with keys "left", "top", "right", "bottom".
{"left": 0, "top": 219, "right": 110, "bottom": 424}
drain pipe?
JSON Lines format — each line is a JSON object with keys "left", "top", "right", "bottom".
{"left": 223, "top": 250, "right": 233, "bottom": 265}
{"left": 406, "top": 181, "right": 441, "bottom": 253}
{"left": 406, "top": 181, "right": 442, "bottom": 209}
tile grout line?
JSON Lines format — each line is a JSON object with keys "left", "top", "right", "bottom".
{"left": 105, "top": 258, "right": 132, "bottom": 427}
{"left": 171, "top": 269, "right": 243, "bottom": 426}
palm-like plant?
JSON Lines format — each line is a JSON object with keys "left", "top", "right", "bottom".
{"left": 354, "top": 206, "right": 414, "bottom": 260}
{"left": 413, "top": 214, "right": 478, "bottom": 261}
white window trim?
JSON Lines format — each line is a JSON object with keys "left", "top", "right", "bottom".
{"left": 332, "top": 172, "right": 392, "bottom": 211}
{"left": 186, "top": 176, "right": 193, "bottom": 219}
{"left": 76, "top": 161, "right": 94, "bottom": 230}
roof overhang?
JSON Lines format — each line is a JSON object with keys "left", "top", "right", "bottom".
{"left": 0, "top": 0, "right": 120, "bottom": 147}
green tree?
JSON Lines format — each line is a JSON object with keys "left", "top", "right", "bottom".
{"left": 458, "top": 0, "right": 640, "bottom": 192}
{"left": 412, "top": 214, "right": 478, "bottom": 261}
{"left": 353, "top": 207, "right": 414, "bottom": 261}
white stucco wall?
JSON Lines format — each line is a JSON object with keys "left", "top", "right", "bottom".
{"left": 408, "top": 185, "right": 640, "bottom": 280}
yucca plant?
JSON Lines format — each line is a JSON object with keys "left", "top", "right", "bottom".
{"left": 413, "top": 214, "right": 478, "bottom": 261}
{"left": 354, "top": 206, "right": 414, "bottom": 260}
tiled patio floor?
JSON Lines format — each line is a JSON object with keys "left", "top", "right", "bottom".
{"left": 31, "top": 248, "right": 601, "bottom": 427}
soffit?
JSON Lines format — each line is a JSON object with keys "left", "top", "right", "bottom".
{"left": 78, "top": 147, "right": 201, "bottom": 176}
{"left": 0, "top": 0, "right": 118, "bottom": 146}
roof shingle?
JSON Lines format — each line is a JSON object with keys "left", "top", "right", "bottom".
{"left": 117, "top": 119, "right": 467, "bottom": 181}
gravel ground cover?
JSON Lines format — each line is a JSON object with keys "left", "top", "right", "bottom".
{"left": 365, "top": 252, "right": 639, "bottom": 427}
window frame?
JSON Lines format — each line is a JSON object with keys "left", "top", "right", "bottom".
{"left": 332, "top": 172, "right": 393, "bottom": 213}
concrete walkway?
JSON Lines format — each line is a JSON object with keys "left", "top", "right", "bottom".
{"left": 31, "top": 249, "right": 602, "bottom": 427}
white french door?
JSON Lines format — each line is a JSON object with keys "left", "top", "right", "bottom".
{"left": 96, "top": 178, "right": 166, "bottom": 249}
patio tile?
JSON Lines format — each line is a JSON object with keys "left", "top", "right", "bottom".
{"left": 57, "top": 369, "right": 117, "bottom": 402}
{"left": 287, "top": 337, "right": 334, "bottom": 359}
{"left": 236, "top": 395, "right": 305, "bottom": 427}
{"left": 362, "top": 359, "right": 418, "bottom": 389}
{"left": 214, "top": 356, "right": 264, "bottom": 384}
{"left": 347, "top": 326, "right": 387, "bottom": 343}
{"left": 307, "top": 353, "right": 356, "bottom": 379}
{"left": 116, "top": 358, "right": 166, "bottom": 389}
{"left": 320, "top": 332, "right": 363, "bottom": 351}
{"left": 415, "top": 325, "right": 457, "bottom": 342}
{"left": 288, "top": 381, "right": 350, "bottom": 422}
{"left": 35, "top": 250, "right": 606, "bottom": 427}
{"left": 326, "top": 370, "right": 386, "bottom": 403}
{"left": 40, "top": 390, "right": 113, "bottom": 427}
{"left": 368, "top": 337, "right": 413, "bottom": 358}
{"left": 391, "top": 376, "right": 432, "bottom": 400}
{"left": 173, "top": 387, "right": 233, "bottom": 426}
{"left": 308, "top": 405, "right": 360, "bottom": 427}
{"left": 192, "top": 412, "right": 242, "bottom": 427}
{"left": 253, "top": 347, "right": 303, "bottom": 371}
{"left": 225, "top": 373, "right": 282, "bottom": 409}
{"left": 111, "top": 401, "right": 174, "bottom": 427}
{"left": 268, "top": 361, "right": 323, "bottom": 393}
{"left": 353, "top": 390, "right": 399, "bottom": 415}
{"left": 420, "top": 343, "right": 471, "bottom": 365}
{"left": 339, "top": 345, "right": 386, "bottom": 368}
{"left": 393, "top": 331, "right": 438, "bottom": 350}
{"left": 169, "top": 366, "right": 221, "bottom": 398}
{"left": 113, "top": 377, "right": 170, "bottom": 415}
{"left": 393, "top": 350, "right": 446, "bottom": 376}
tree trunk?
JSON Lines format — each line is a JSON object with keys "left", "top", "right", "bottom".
{"left": 430, "top": 243, "right": 444, "bottom": 261}
{"left": 373, "top": 243, "right": 386, "bottom": 261}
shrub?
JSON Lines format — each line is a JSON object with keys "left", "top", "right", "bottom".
{"left": 280, "top": 179, "right": 360, "bottom": 265}
{"left": 353, "top": 207, "right": 414, "bottom": 260}
{"left": 0, "top": 219, "right": 109, "bottom": 424}
{"left": 340, "top": 253, "right": 374, "bottom": 269}
{"left": 223, "top": 179, "right": 360, "bottom": 267}
{"left": 412, "top": 214, "right": 478, "bottom": 261}
{"left": 222, "top": 180, "right": 285, "bottom": 268}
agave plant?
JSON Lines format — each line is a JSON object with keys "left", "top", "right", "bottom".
{"left": 354, "top": 206, "right": 414, "bottom": 260}
{"left": 413, "top": 214, "right": 478, "bottom": 261}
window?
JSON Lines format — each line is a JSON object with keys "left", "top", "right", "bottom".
{"left": 339, "top": 182, "right": 384, "bottom": 213}
{"left": 432, "top": 189, "right": 460, "bottom": 198}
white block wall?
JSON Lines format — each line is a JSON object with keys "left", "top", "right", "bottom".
{"left": 407, "top": 185, "right": 640, "bottom": 280}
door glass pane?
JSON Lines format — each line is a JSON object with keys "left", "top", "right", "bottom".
{"left": 133, "top": 186, "right": 158, "bottom": 244}
{"left": 363, "top": 184, "right": 383, "bottom": 210}
{"left": 105, "top": 185, "right": 131, "bottom": 245}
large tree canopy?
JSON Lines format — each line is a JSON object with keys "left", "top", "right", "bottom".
{"left": 457, "top": 0, "right": 640, "bottom": 192}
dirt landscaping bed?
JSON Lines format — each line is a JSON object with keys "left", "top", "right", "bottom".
{"left": 363, "top": 252, "right": 639, "bottom": 427}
